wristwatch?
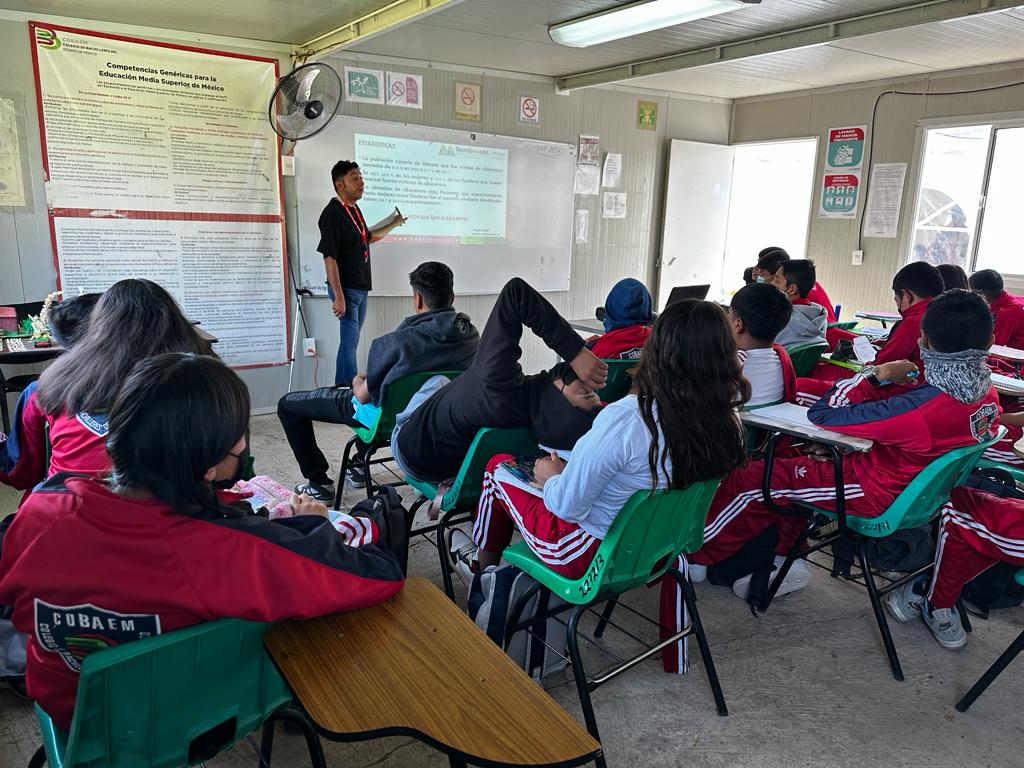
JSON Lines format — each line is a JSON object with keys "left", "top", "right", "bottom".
{"left": 861, "top": 365, "right": 882, "bottom": 387}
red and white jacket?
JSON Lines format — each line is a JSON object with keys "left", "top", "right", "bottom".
{"left": 0, "top": 475, "right": 405, "bottom": 729}
{"left": 587, "top": 324, "right": 651, "bottom": 360}
{"left": 871, "top": 298, "right": 930, "bottom": 369}
{"left": 807, "top": 373, "right": 1001, "bottom": 513}
{"left": 988, "top": 291, "right": 1024, "bottom": 349}
{"left": 0, "top": 383, "right": 111, "bottom": 491}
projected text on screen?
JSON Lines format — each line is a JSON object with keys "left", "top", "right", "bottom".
{"left": 355, "top": 133, "right": 508, "bottom": 242}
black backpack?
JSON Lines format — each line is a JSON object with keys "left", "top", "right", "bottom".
{"left": 349, "top": 485, "right": 412, "bottom": 575}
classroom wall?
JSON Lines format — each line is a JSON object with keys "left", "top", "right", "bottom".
{"left": 0, "top": 14, "right": 294, "bottom": 412}
{"left": 730, "top": 61, "right": 1024, "bottom": 317}
{"left": 287, "top": 53, "right": 732, "bottom": 395}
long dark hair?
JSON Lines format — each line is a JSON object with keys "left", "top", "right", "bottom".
{"left": 633, "top": 299, "right": 750, "bottom": 490}
{"left": 36, "top": 279, "right": 214, "bottom": 415}
{"left": 106, "top": 353, "right": 249, "bottom": 517}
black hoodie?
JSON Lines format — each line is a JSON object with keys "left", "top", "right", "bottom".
{"left": 396, "top": 278, "right": 598, "bottom": 482}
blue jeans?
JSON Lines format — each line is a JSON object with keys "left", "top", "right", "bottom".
{"left": 328, "top": 286, "right": 368, "bottom": 386}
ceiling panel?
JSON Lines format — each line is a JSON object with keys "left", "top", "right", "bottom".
{"left": 0, "top": 0, "right": 390, "bottom": 43}
{"left": 349, "top": 0, "right": 921, "bottom": 75}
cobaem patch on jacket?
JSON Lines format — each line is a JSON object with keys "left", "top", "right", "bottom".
{"left": 970, "top": 403, "right": 999, "bottom": 443}
{"left": 75, "top": 412, "right": 109, "bottom": 437}
{"left": 34, "top": 599, "right": 160, "bottom": 671}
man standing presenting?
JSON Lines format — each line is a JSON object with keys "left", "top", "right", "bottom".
{"left": 318, "top": 160, "right": 406, "bottom": 385}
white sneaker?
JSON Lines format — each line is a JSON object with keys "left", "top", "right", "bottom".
{"left": 732, "top": 557, "right": 811, "bottom": 601}
{"left": 922, "top": 603, "right": 967, "bottom": 650}
{"left": 883, "top": 580, "right": 925, "bottom": 624}
{"left": 448, "top": 529, "right": 478, "bottom": 588}
{"left": 687, "top": 563, "right": 708, "bottom": 583}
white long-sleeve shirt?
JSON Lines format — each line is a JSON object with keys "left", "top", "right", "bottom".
{"left": 542, "top": 395, "right": 667, "bottom": 539}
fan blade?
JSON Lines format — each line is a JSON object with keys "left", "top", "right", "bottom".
{"left": 296, "top": 67, "right": 321, "bottom": 104}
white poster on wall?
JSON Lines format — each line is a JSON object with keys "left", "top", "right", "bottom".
{"left": 30, "top": 22, "right": 288, "bottom": 367}
{"left": 386, "top": 71, "right": 423, "bottom": 109}
{"left": 0, "top": 97, "right": 25, "bottom": 207}
{"left": 863, "top": 162, "right": 908, "bottom": 238}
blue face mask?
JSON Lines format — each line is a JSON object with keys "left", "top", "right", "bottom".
{"left": 756, "top": 275, "right": 766, "bottom": 284}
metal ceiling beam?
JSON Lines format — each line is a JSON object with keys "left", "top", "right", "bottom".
{"left": 556, "top": 0, "right": 1024, "bottom": 91}
{"left": 296, "top": 0, "right": 467, "bottom": 59}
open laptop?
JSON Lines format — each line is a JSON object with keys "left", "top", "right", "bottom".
{"left": 665, "top": 284, "right": 711, "bottom": 307}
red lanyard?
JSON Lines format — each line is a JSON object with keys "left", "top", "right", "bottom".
{"left": 341, "top": 201, "right": 369, "bottom": 261}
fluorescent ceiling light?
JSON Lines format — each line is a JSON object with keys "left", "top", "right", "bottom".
{"left": 549, "top": 0, "right": 760, "bottom": 48}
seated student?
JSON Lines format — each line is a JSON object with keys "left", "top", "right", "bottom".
{"left": 586, "top": 278, "right": 653, "bottom": 360}
{"left": 1, "top": 281, "right": 211, "bottom": 490}
{"left": 754, "top": 247, "right": 837, "bottom": 323}
{"left": 728, "top": 282, "right": 796, "bottom": 406}
{"left": 694, "top": 290, "right": 1002, "bottom": 597}
{"left": 798, "top": 261, "right": 945, "bottom": 398}
{"left": 885, "top": 483, "right": 1024, "bottom": 649}
{"left": 1, "top": 293, "right": 100, "bottom": 486}
{"left": 970, "top": 268, "right": 1024, "bottom": 348}
{"left": 769, "top": 259, "right": 828, "bottom": 349}
{"left": 742, "top": 266, "right": 755, "bottom": 286}
{"left": 938, "top": 263, "right": 969, "bottom": 291}
{"left": 464, "top": 299, "right": 749, "bottom": 578}
{"left": 392, "top": 278, "right": 608, "bottom": 484}
{"left": 0, "top": 353, "right": 404, "bottom": 729}
{"left": 278, "top": 262, "right": 478, "bottom": 500}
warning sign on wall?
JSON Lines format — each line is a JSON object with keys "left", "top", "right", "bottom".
{"left": 455, "top": 81, "right": 481, "bottom": 120}
{"left": 518, "top": 95, "right": 539, "bottom": 124}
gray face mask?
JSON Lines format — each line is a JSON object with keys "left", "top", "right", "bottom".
{"left": 918, "top": 341, "right": 992, "bottom": 404}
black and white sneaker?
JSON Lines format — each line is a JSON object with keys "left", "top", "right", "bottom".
{"left": 448, "top": 529, "right": 479, "bottom": 588}
{"left": 346, "top": 465, "right": 367, "bottom": 489}
{"left": 293, "top": 481, "right": 335, "bottom": 503}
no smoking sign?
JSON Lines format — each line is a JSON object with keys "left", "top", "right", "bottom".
{"left": 454, "top": 81, "right": 481, "bottom": 120}
{"left": 519, "top": 95, "right": 539, "bottom": 124}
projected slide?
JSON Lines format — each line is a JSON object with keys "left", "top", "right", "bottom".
{"left": 354, "top": 133, "right": 508, "bottom": 242}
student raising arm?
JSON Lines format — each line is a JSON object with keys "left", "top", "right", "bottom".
{"left": 0, "top": 353, "right": 404, "bottom": 729}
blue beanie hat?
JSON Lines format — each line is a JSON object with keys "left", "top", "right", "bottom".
{"left": 602, "top": 278, "right": 652, "bottom": 332}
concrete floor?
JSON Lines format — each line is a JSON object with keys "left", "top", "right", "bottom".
{"left": 2, "top": 414, "right": 1023, "bottom": 768}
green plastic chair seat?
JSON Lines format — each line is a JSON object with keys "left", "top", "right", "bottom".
{"left": 596, "top": 359, "right": 636, "bottom": 403}
{"left": 785, "top": 342, "right": 829, "bottom": 377}
{"left": 827, "top": 321, "right": 859, "bottom": 331}
{"left": 796, "top": 428, "right": 1006, "bottom": 538}
{"left": 351, "top": 370, "right": 464, "bottom": 445}
{"left": 34, "top": 619, "right": 291, "bottom": 768}
{"left": 406, "top": 427, "right": 539, "bottom": 513}
{"left": 503, "top": 480, "right": 721, "bottom": 605}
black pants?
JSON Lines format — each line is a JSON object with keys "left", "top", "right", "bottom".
{"left": 277, "top": 387, "right": 369, "bottom": 483}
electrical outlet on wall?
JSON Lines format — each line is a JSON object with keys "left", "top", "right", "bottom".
{"left": 852, "top": 250, "right": 864, "bottom": 266}
{"left": 303, "top": 337, "right": 316, "bottom": 357}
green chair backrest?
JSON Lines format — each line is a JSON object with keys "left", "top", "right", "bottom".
{"left": 504, "top": 479, "right": 722, "bottom": 605}
{"left": 785, "top": 342, "right": 829, "bottom": 377}
{"left": 596, "top": 359, "right": 636, "bottom": 403}
{"left": 352, "top": 369, "right": 463, "bottom": 444}
{"left": 406, "top": 427, "right": 539, "bottom": 513}
{"left": 822, "top": 427, "right": 1007, "bottom": 538}
{"left": 37, "top": 618, "right": 290, "bottom": 768}
{"left": 827, "top": 321, "right": 859, "bottom": 331}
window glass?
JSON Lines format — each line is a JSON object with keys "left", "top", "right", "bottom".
{"left": 975, "top": 126, "right": 1024, "bottom": 275}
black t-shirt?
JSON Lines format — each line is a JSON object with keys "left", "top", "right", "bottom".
{"left": 317, "top": 198, "right": 372, "bottom": 291}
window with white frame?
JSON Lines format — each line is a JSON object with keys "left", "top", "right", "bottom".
{"left": 908, "top": 122, "right": 1024, "bottom": 276}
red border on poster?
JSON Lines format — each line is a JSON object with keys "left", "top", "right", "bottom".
{"left": 27, "top": 21, "right": 290, "bottom": 369}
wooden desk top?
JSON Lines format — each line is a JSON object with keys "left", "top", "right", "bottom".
{"left": 265, "top": 577, "right": 601, "bottom": 768}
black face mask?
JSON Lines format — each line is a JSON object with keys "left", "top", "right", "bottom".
{"left": 213, "top": 438, "right": 250, "bottom": 490}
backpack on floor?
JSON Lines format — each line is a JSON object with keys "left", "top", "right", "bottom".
{"left": 468, "top": 563, "right": 568, "bottom": 682}
{"left": 349, "top": 485, "right": 412, "bottom": 575}
{"left": 960, "top": 467, "right": 1024, "bottom": 615}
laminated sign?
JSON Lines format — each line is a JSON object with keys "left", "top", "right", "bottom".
{"left": 819, "top": 125, "right": 866, "bottom": 219}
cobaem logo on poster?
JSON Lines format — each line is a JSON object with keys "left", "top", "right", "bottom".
{"left": 35, "top": 27, "right": 61, "bottom": 50}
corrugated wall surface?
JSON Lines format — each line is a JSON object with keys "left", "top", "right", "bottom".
{"left": 731, "top": 62, "right": 1024, "bottom": 318}
{"left": 287, "top": 54, "right": 732, "bottom": 394}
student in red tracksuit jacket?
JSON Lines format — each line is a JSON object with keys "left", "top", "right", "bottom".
{"left": 0, "top": 354, "right": 404, "bottom": 730}
{"left": 1, "top": 280, "right": 213, "bottom": 491}
{"left": 970, "top": 268, "right": 1024, "bottom": 348}
{"left": 693, "top": 290, "right": 1002, "bottom": 599}
{"left": 884, "top": 481, "right": 1024, "bottom": 649}
{"left": 728, "top": 282, "right": 797, "bottom": 406}
{"left": 797, "top": 261, "right": 945, "bottom": 403}
{"left": 586, "top": 278, "right": 653, "bottom": 360}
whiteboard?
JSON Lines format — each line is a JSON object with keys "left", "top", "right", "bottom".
{"left": 294, "top": 117, "right": 575, "bottom": 296}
